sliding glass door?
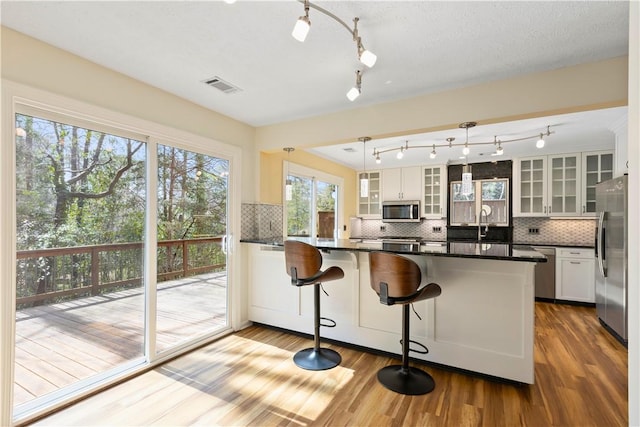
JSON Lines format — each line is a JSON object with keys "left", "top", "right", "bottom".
{"left": 155, "top": 145, "right": 229, "bottom": 353}
{"left": 14, "top": 111, "right": 147, "bottom": 411}
{"left": 10, "top": 102, "right": 236, "bottom": 421}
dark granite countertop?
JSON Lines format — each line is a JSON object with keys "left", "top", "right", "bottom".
{"left": 241, "top": 237, "right": 547, "bottom": 263}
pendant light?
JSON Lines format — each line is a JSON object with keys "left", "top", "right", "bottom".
{"left": 461, "top": 164, "right": 473, "bottom": 196}
{"left": 359, "top": 137, "right": 371, "bottom": 197}
{"left": 284, "top": 147, "right": 295, "bottom": 201}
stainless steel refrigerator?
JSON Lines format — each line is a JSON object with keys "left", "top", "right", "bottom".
{"left": 595, "top": 175, "right": 628, "bottom": 344}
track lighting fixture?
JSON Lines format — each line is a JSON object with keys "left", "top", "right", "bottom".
{"left": 370, "top": 122, "right": 554, "bottom": 165}
{"left": 375, "top": 152, "right": 381, "bottom": 164}
{"left": 290, "top": 1, "right": 376, "bottom": 101}
{"left": 353, "top": 17, "right": 377, "bottom": 68}
{"left": 347, "top": 70, "right": 362, "bottom": 101}
{"left": 292, "top": 0, "right": 311, "bottom": 42}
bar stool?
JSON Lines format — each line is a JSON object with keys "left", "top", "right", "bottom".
{"left": 369, "top": 251, "right": 442, "bottom": 395}
{"left": 284, "top": 240, "right": 344, "bottom": 371}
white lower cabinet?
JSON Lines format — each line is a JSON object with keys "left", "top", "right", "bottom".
{"left": 244, "top": 243, "right": 536, "bottom": 384}
{"left": 555, "top": 248, "right": 595, "bottom": 303}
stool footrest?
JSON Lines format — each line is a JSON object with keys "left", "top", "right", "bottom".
{"left": 320, "top": 317, "right": 337, "bottom": 328}
{"left": 377, "top": 365, "right": 435, "bottom": 395}
{"left": 399, "top": 338, "right": 429, "bottom": 355}
{"left": 293, "top": 347, "right": 341, "bottom": 371}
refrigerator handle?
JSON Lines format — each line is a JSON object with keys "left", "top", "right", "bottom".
{"left": 597, "top": 211, "right": 607, "bottom": 278}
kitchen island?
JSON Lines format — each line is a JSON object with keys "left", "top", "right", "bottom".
{"left": 241, "top": 237, "right": 546, "bottom": 384}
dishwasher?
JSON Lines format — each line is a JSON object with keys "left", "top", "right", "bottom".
{"left": 533, "top": 246, "right": 555, "bottom": 300}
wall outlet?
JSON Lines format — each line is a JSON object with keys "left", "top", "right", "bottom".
{"left": 528, "top": 228, "right": 540, "bottom": 234}
{"left": 380, "top": 225, "right": 386, "bottom": 232}
{"left": 432, "top": 226, "right": 442, "bottom": 233}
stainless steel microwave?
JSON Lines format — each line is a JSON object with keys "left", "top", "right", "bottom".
{"left": 382, "top": 200, "right": 421, "bottom": 222}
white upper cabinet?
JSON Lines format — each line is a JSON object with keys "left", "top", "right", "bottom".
{"left": 514, "top": 150, "right": 613, "bottom": 217}
{"left": 548, "top": 153, "right": 581, "bottom": 216}
{"left": 515, "top": 157, "right": 548, "bottom": 216}
{"left": 357, "top": 171, "right": 381, "bottom": 217}
{"left": 382, "top": 166, "right": 422, "bottom": 201}
{"left": 582, "top": 151, "right": 614, "bottom": 215}
{"left": 422, "top": 165, "right": 446, "bottom": 218}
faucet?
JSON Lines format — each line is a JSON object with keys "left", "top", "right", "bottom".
{"left": 478, "top": 208, "right": 489, "bottom": 241}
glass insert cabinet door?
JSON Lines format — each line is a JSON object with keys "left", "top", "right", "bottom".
{"left": 519, "top": 157, "right": 546, "bottom": 215}
{"left": 358, "top": 171, "right": 380, "bottom": 216}
{"left": 423, "top": 166, "right": 443, "bottom": 217}
{"left": 549, "top": 154, "right": 579, "bottom": 215}
{"left": 583, "top": 151, "right": 613, "bottom": 214}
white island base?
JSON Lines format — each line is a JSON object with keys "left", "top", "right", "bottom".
{"left": 245, "top": 244, "right": 535, "bottom": 384}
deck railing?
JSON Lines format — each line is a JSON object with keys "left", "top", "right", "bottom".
{"left": 16, "top": 237, "right": 225, "bottom": 308}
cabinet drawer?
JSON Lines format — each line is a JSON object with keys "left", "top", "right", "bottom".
{"left": 556, "top": 248, "right": 594, "bottom": 259}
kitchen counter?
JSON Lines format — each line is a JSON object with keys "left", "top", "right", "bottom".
{"left": 240, "top": 237, "right": 547, "bottom": 263}
{"left": 242, "top": 236, "right": 540, "bottom": 384}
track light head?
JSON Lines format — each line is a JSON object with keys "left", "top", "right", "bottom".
{"left": 359, "top": 46, "right": 377, "bottom": 68}
{"left": 462, "top": 144, "right": 470, "bottom": 156}
{"left": 430, "top": 144, "right": 437, "bottom": 159}
{"left": 347, "top": 70, "right": 362, "bottom": 101}
{"left": 292, "top": 15, "right": 311, "bottom": 42}
{"left": 292, "top": 1, "right": 311, "bottom": 42}
{"left": 536, "top": 133, "right": 545, "bottom": 148}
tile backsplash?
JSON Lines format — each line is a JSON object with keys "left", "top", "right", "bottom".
{"left": 241, "top": 204, "right": 596, "bottom": 247}
{"left": 352, "top": 217, "right": 595, "bottom": 246}
{"left": 513, "top": 217, "right": 595, "bottom": 246}
{"left": 241, "top": 203, "right": 283, "bottom": 240}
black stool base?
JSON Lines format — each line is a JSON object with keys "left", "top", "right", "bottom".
{"left": 377, "top": 365, "right": 435, "bottom": 395}
{"left": 293, "top": 348, "right": 341, "bottom": 371}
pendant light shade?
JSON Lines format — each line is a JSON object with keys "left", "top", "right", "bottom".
{"left": 359, "top": 137, "right": 371, "bottom": 197}
{"left": 284, "top": 147, "right": 295, "bottom": 201}
{"left": 461, "top": 164, "right": 473, "bottom": 196}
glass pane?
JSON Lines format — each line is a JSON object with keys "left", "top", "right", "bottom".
{"left": 552, "top": 158, "right": 563, "bottom": 168}
{"left": 287, "top": 175, "right": 312, "bottom": 236}
{"left": 14, "top": 113, "right": 146, "bottom": 409}
{"left": 566, "top": 156, "right": 577, "bottom": 167}
{"left": 586, "top": 155, "right": 598, "bottom": 171}
{"left": 316, "top": 181, "right": 336, "bottom": 238}
{"left": 601, "top": 154, "right": 613, "bottom": 171}
{"left": 601, "top": 171, "right": 613, "bottom": 181}
{"left": 156, "top": 146, "right": 229, "bottom": 353}
{"left": 521, "top": 160, "right": 531, "bottom": 171}
{"left": 532, "top": 159, "right": 543, "bottom": 169}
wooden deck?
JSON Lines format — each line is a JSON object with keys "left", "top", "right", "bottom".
{"left": 13, "top": 272, "right": 228, "bottom": 408}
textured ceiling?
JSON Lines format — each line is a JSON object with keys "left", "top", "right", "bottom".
{"left": 0, "top": 1, "right": 630, "bottom": 167}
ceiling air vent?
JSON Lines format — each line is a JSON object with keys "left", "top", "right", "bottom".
{"left": 343, "top": 147, "right": 357, "bottom": 153}
{"left": 202, "top": 76, "right": 242, "bottom": 94}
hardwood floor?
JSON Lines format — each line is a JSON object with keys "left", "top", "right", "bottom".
{"left": 31, "top": 302, "right": 628, "bottom": 426}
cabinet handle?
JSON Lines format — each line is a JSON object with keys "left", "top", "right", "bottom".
{"left": 569, "top": 252, "right": 580, "bottom": 255}
{"left": 544, "top": 206, "right": 547, "bottom": 214}
{"left": 582, "top": 206, "right": 586, "bottom": 213}
{"left": 570, "top": 261, "right": 581, "bottom": 264}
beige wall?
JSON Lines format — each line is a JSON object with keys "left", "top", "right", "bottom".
{"left": 255, "top": 55, "right": 628, "bottom": 230}
{"left": 1, "top": 26, "right": 258, "bottom": 202}
{"left": 255, "top": 56, "right": 628, "bottom": 151}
